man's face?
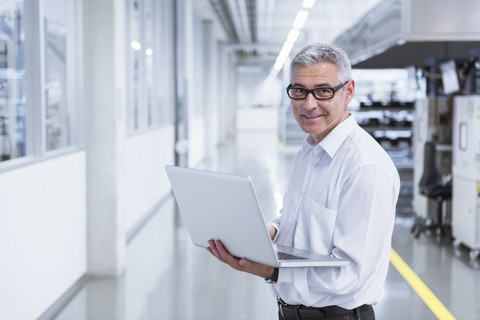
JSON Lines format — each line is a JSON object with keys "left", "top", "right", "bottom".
{"left": 290, "top": 62, "right": 354, "bottom": 143}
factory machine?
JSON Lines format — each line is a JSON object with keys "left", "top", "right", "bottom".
{"left": 412, "top": 98, "right": 429, "bottom": 223}
{"left": 411, "top": 59, "right": 456, "bottom": 238}
{"left": 452, "top": 96, "right": 480, "bottom": 260}
{"left": 412, "top": 97, "right": 453, "bottom": 236}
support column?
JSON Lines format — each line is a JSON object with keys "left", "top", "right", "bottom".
{"left": 203, "top": 20, "right": 214, "bottom": 161}
{"left": 83, "top": 0, "right": 127, "bottom": 276}
{"left": 173, "top": 0, "right": 190, "bottom": 167}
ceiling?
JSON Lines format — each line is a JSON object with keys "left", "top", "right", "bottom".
{"left": 205, "top": 0, "right": 480, "bottom": 71}
{"left": 208, "top": 0, "right": 380, "bottom": 66}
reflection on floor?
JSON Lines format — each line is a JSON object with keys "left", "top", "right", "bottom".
{"left": 54, "top": 130, "right": 480, "bottom": 320}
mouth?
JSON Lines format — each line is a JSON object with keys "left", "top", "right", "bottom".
{"left": 302, "top": 114, "right": 324, "bottom": 120}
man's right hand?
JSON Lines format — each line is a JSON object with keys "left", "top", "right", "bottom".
{"left": 207, "top": 240, "right": 275, "bottom": 279}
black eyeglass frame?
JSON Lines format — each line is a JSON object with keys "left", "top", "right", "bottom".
{"left": 286, "top": 81, "right": 350, "bottom": 100}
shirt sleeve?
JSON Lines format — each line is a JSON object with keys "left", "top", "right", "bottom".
{"left": 274, "top": 164, "right": 399, "bottom": 307}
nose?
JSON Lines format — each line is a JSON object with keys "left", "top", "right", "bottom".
{"left": 303, "top": 92, "right": 318, "bottom": 110}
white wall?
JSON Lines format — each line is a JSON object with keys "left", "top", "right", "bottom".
{"left": 188, "top": 117, "right": 206, "bottom": 168}
{"left": 50, "top": 198, "right": 176, "bottom": 320}
{"left": 0, "top": 0, "right": 233, "bottom": 318}
{"left": 0, "top": 152, "right": 87, "bottom": 320}
{"left": 236, "top": 108, "right": 279, "bottom": 131}
{"left": 125, "top": 198, "right": 175, "bottom": 320}
{"left": 0, "top": 124, "right": 177, "bottom": 320}
{"left": 124, "top": 126, "right": 175, "bottom": 231}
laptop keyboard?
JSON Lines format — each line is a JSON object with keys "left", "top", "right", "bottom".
{"left": 278, "top": 251, "right": 307, "bottom": 260}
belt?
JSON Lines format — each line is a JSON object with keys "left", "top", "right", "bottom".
{"left": 277, "top": 298, "right": 372, "bottom": 320}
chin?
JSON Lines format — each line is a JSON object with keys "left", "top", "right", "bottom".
{"left": 300, "top": 124, "right": 323, "bottom": 136}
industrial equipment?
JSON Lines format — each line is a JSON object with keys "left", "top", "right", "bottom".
{"left": 452, "top": 96, "right": 480, "bottom": 260}
{"left": 412, "top": 96, "right": 453, "bottom": 237}
{"left": 411, "top": 59, "right": 457, "bottom": 238}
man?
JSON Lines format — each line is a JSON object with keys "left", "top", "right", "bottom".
{"left": 208, "top": 42, "right": 400, "bottom": 320}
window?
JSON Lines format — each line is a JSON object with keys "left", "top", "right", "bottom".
{"left": 43, "top": 0, "right": 80, "bottom": 151}
{"left": 0, "top": 0, "right": 25, "bottom": 162}
{"left": 127, "top": 0, "right": 142, "bottom": 131}
{"left": 44, "top": 19, "right": 67, "bottom": 150}
{"left": 0, "top": 0, "right": 80, "bottom": 166}
{"left": 127, "top": 0, "right": 168, "bottom": 133}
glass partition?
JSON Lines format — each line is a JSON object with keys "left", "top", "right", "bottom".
{"left": 127, "top": 0, "right": 168, "bottom": 133}
{"left": 43, "top": 0, "right": 78, "bottom": 152}
{"left": 44, "top": 18, "right": 67, "bottom": 151}
{"left": 0, "top": 0, "right": 25, "bottom": 162}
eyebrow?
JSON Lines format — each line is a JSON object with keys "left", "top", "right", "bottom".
{"left": 290, "top": 82, "right": 333, "bottom": 88}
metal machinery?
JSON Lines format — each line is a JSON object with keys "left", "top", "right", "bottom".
{"left": 450, "top": 48, "right": 480, "bottom": 260}
{"left": 452, "top": 96, "right": 480, "bottom": 260}
{"left": 412, "top": 97, "right": 453, "bottom": 236}
{"left": 411, "top": 59, "right": 458, "bottom": 237}
{"left": 329, "top": 0, "right": 480, "bottom": 246}
{"left": 413, "top": 101, "right": 448, "bottom": 195}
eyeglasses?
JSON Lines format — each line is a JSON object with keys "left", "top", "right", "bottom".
{"left": 286, "top": 81, "right": 349, "bottom": 100}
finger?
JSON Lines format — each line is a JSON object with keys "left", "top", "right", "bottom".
{"left": 206, "top": 246, "right": 214, "bottom": 256}
{"left": 209, "top": 240, "right": 235, "bottom": 266}
{"left": 207, "top": 239, "right": 216, "bottom": 252}
{"left": 214, "top": 240, "right": 226, "bottom": 256}
{"left": 214, "top": 240, "right": 243, "bottom": 267}
{"left": 214, "top": 240, "right": 234, "bottom": 261}
{"left": 207, "top": 240, "right": 222, "bottom": 259}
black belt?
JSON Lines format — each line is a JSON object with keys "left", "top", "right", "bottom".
{"left": 277, "top": 298, "right": 373, "bottom": 320}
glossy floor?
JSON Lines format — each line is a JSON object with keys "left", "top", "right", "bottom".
{"left": 55, "top": 130, "right": 480, "bottom": 320}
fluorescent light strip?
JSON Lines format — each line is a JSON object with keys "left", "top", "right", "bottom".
{"left": 271, "top": 1, "right": 315, "bottom": 72}
{"left": 286, "top": 29, "right": 300, "bottom": 44}
{"left": 302, "top": 0, "right": 315, "bottom": 9}
{"left": 293, "top": 10, "right": 309, "bottom": 30}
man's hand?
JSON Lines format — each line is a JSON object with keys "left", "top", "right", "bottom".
{"left": 267, "top": 224, "right": 277, "bottom": 240}
{"left": 207, "top": 239, "right": 275, "bottom": 279}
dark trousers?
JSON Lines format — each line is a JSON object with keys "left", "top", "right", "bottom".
{"left": 277, "top": 299, "right": 375, "bottom": 320}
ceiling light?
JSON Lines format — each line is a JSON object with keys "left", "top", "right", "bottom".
{"left": 271, "top": 6, "right": 313, "bottom": 75}
{"left": 286, "top": 29, "right": 300, "bottom": 44}
{"left": 302, "top": 0, "right": 315, "bottom": 9}
{"left": 131, "top": 41, "right": 141, "bottom": 51}
{"left": 293, "top": 10, "right": 309, "bottom": 30}
{"left": 274, "top": 41, "right": 294, "bottom": 70}
{"left": 273, "top": 61, "right": 283, "bottom": 71}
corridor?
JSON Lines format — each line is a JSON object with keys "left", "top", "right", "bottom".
{"left": 53, "top": 129, "right": 480, "bottom": 320}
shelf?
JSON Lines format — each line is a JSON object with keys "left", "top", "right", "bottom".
{"left": 357, "top": 103, "right": 414, "bottom": 111}
{"left": 361, "top": 126, "right": 412, "bottom": 131}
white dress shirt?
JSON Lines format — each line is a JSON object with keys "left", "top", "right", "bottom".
{"left": 270, "top": 114, "right": 400, "bottom": 309}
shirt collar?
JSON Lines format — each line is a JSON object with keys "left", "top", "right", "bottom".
{"left": 302, "top": 113, "right": 357, "bottom": 158}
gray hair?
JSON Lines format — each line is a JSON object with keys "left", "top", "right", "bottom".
{"left": 290, "top": 42, "right": 352, "bottom": 83}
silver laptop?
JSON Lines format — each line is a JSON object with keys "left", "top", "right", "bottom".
{"left": 165, "top": 165, "right": 349, "bottom": 268}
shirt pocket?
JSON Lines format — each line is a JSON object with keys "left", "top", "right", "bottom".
{"left": 299, "top": 197, "right": 338, "bottom": 254}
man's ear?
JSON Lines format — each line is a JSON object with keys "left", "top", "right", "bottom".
{"left": 345, "top": 80, "right": 355, "bottom": 104}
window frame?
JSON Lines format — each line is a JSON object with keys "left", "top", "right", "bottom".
{"left": 0, "top": 0, "right": 83, "bottom": 173}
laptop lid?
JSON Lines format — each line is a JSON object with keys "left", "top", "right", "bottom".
{"left": 165, "top": 165, "right": 348, "bottom": 268}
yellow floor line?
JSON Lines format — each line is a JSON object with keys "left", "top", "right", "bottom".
{"left": 390, "top": 248, "right": 456, "bottom": 320}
